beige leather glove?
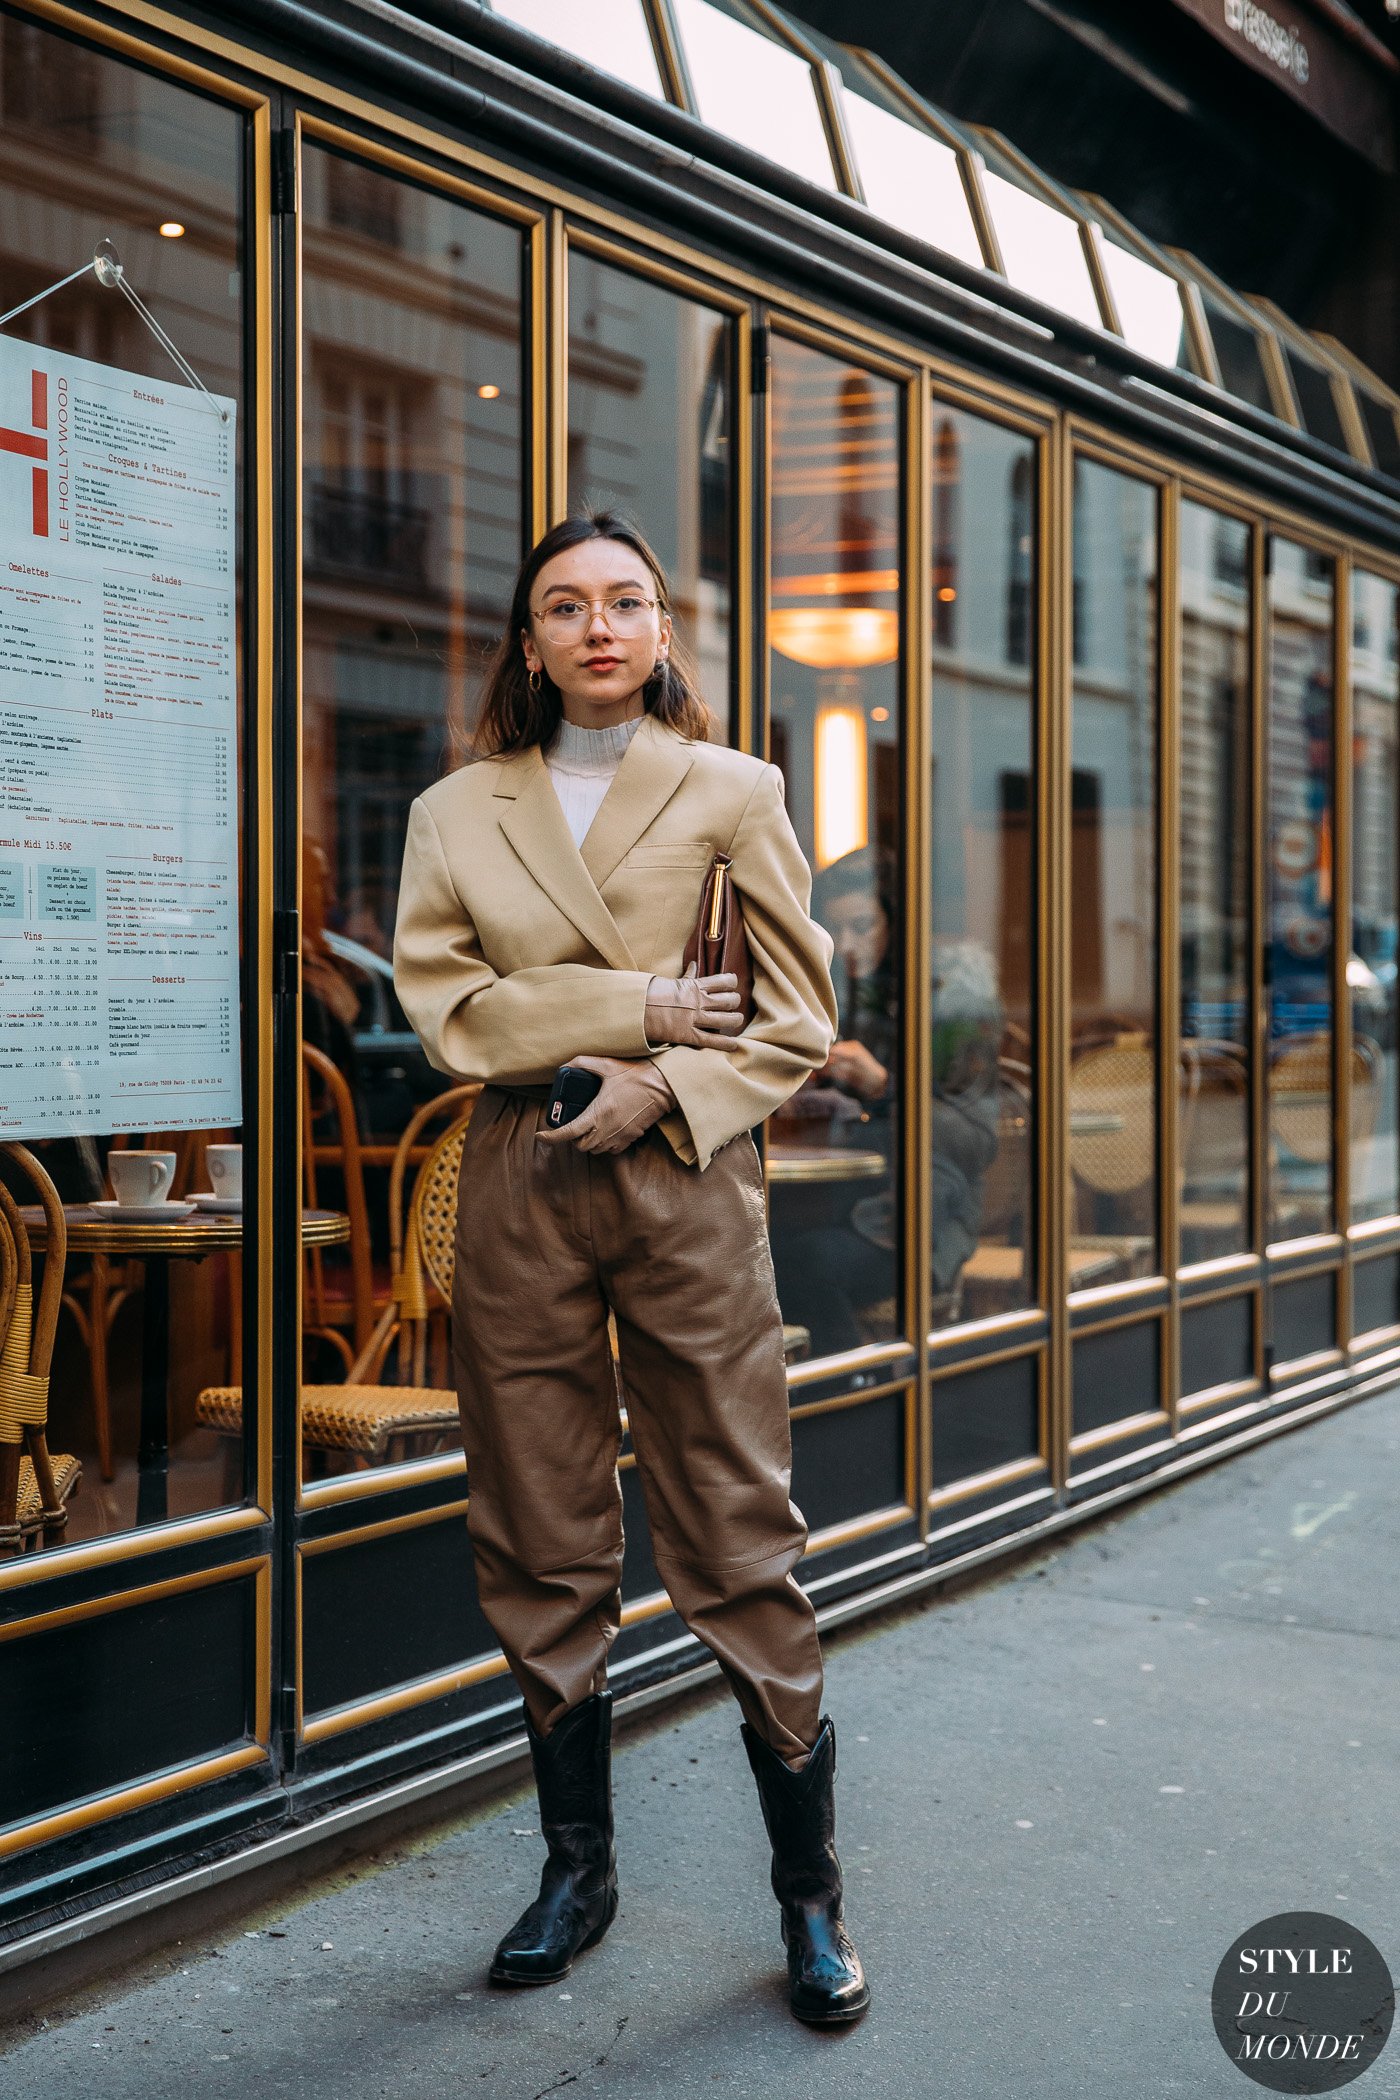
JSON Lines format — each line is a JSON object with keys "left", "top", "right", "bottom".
{"left": 535, "top": 1054, "right": 678, "bottom": 1156}
{"left": 644, "top": 961, "right": 744, "bottom": 1050}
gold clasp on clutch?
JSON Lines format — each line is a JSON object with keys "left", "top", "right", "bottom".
{"left": 706, "top": 856, "right": 731, "bottom": 942}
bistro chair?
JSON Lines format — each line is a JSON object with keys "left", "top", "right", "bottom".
{"left": 302, "top": 1041, "right": 377, "bottom": 1368}
{"left": 0, "top": 1147, "right": 80, "bottom": 1555}
{"left": 1068, "top": 1029, "right": 1156, "bottom": 1280}
{"left": 1178, "top": 1039, "right": 1250, "bottom": 1260}
{"left": 196, "top": 1091, "right": 478, "bottom": 1471}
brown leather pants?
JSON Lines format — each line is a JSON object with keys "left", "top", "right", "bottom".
{"left": 451, "top": 1083, "right": 824, "bottom": 1763}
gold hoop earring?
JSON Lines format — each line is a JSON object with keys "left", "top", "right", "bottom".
{"left": 528, "top": 669, "right": 542, "bottom": 695}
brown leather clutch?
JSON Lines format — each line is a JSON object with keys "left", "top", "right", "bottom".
{"left": 682, "top": 852, "right": 755, "bottom": 1027}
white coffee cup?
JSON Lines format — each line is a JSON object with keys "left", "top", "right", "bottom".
{"left": 206, "top": 1144, "right": 243, "bottom": 1203}
{"left": 109, "top": 1150, "right": 177, "bottom": 1207}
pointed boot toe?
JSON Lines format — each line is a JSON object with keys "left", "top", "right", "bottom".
{"left": 487, "top": 1692, "right": 619, "bottom": 1989}
{"left": 782, "top": 1904, "right": 871, "bottom": 2023}
{"left": 742, "top": 1713, "right": 871, "bottom": 2027}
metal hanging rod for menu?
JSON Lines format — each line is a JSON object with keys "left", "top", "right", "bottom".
{"left": 0, "top": 239, "right": 230, "bottom": 422}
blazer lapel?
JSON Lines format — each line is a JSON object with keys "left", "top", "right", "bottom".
{"left": 496, "top": 749, "right": 639, "bottom": 972}
{"left": 579, "top": 713, "right": 695, "bottom": 892}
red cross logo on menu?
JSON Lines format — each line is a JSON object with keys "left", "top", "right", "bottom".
{"left": 0, "top": 370, "right": 50, "bottom": 537}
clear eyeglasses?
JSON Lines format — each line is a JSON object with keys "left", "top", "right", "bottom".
{"left": 532, "top": 591, "right": 658, "bottom": 638}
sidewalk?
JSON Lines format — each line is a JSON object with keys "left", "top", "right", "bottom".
{"left": 5, "top": 1384, "right": 1398, "bottom": 2100}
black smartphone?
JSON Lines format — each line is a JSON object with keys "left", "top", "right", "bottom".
{"left": 546, "top": 1063, "right": 603, "bottom": 1127}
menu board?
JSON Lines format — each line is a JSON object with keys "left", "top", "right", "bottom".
{"left": 0, "top": 336, "right": 240, "bottom": 1138}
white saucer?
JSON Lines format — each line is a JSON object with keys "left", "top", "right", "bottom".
{"left": 90, "top": 1198, "right": 196, "bottom": 1223}
{"left": 189, "top": 1192, "right": 243, "bottom": 1215}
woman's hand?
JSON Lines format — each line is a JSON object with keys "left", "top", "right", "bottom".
{"left": 644, "top": 962, "right": 745, "bottom": 1050}
{"left": 535, "top": 1054, "right": 677, "bottom": 1155}
{"left": 822, "top": 1039, "right": 889, "bottom": 1101}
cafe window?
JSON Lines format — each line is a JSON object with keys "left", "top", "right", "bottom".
{"left": 1068, "top": 462, "right": 1160, "bottom": 1289}
{"left": 566, "top": 250, "right": 734, "bottom": 740}
{"left": 1179, "top": 503, "right": 1252, "bottom": 1263}
{"left": 0, "top": 21, "right": 251, "bottom": 1546}
{"left": 1266, "top": 538, "right": 1335, "bottom": 1243}
{"left": 298, "top": 143, "right": 525, "bottom": 1478}
{"left": 766, "top": 335, "right": 903, "bottom": 1376}
{"left": 1350, "top": 570, "right": 1400, "bottom": 1225}
{"left": 929, "top": 408, "right": 1039, "bottom": 1330}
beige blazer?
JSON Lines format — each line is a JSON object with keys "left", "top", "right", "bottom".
{"left": 392, "top": 712, "right": 837, "bottom": 1172}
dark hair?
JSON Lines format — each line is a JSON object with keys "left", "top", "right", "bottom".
{"left": 470, "top": 510, "right": 713, "bottom": 758}
{"left": 812, "top": 844, "right": 899, "bottom": 938}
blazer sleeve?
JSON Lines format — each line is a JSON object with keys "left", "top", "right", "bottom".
{"left": 651, "top": 763, "right": 838, "bottom": 1172}
{"left": 392, "top": 795, "right": 655, "bottom": 1083}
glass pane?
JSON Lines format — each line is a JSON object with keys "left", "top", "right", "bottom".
{"left": 929, "top": 410, "right": 1037, "bottom": 1328}
{"left": 1203, "top": 296, "right": 1276, "bottom": 416}
{"left": 766, "top": 337, "right": 902, "bottom": 1377}
{"left": 1350, "top": 571, "right": 1400, "bottom": 1224}
{"left": 1357, "top": 392, "right": 1400, "bottom": 479}
{"left": 1098, "top": 235, "right": 1191, "bottom": 370}
{"left": 301, "top": 145, "right": 524, "bottom": 1476}
{"left": 1069, "top": 463, "right": 1159, "bottom": 1288}
{"left": 491, "top": 0, "right": 665, "bottom": 98}
{"left": 0, "top": 21, "right": 248, "bottom": 1542}
{"left": 1283, "top": 347, "right": 1349, "bottom": 455}
{"left": 1180, "top": 504, "right": 1252, "bottom": 1263}
{"left": 981, "top": 170, "right": 1102, "bottom": 330}
{"left": 1267, "top": 538, "right": 1335, "bottom": 1242}
{"left": 670, "top": 0, "right": 836, "bottom": 191}
{"left": 839, "top": 89, "right": 984, "bottom": 271}
{"left": 566, "top": 252, "right": 733, "bottom": 742}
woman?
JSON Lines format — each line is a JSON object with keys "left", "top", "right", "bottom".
{"left": 392, "top": 512, "right": 869, "bottom": 2025}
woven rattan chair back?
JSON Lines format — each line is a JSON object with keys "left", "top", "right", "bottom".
{"left": 0, "top": 1146, "right": 76, "bottom": 1552}
{"left": 412, "top": 1117, "right": 471, "bottom": 1307}
{"left": 386, "top": 1086, "right": 479, "bottom": 1284}
{"left": 392, "top": 1107, "right": 476, "bottom": 1388}
{"left": 1069, "top": 1034, "right": 1155, "bottom": 1198}
{"left": 1269, "top": 1033, "right": 1333, "bottom": 1165}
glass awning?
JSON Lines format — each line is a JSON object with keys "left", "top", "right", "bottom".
{"left": 482, "top": 0, "right": 1400, "bottom": 480}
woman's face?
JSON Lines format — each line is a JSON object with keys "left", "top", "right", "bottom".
{"left": 825, "top": 889, "right": 890, "bottom": 982}
{"left": 521, "top": 536, "right": 672, "bottom": 723}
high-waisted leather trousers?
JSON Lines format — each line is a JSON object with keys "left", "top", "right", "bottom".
{"left": 451, "top": 1083, "right": 824, "bottom": 1763}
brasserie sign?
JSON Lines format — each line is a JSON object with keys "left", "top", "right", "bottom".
{"left": 1169, "top": 0, "right": 1394, "bottom": 168}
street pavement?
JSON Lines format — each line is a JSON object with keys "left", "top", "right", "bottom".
{"left": 4, "top": 1383, "right": 1397, "bottom": 2100}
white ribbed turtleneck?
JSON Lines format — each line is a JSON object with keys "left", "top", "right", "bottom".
{"left": 545, "top": 713, "right": 644, "bottom": 849}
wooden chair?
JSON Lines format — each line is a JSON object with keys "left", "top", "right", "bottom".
{"left": 196, "top": 1089, "right": 479, "bottom": 1471}
{"left": 0, "top": 1146, "right": 80, "bottom": 1554}
{"left": 302, "top": 1042, "right": 376, "bottom": 1368}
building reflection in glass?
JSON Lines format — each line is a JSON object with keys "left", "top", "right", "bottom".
{"left": 765, "top": 337, "right": 902, "bottom": 1373}
{"left": 0, "top": 18, "right": 248, "bottom": 1545}
{"left": 1351, "top": 571, "right": 1400, "bottom": 1225}
{"left": 567, "top": 250, "right": 734, "bottom": 738}
{"left": 1179, "top": 502, "right": 1252, "bottom": 1262}
{"left": 1267, "top": 538, "right": 1335, "bottom": 1242}
{"left": 929, "top": 408, "right": 1038, "bottom": 1327}
{"left": 297, "top": 145, "right": 524, "bottom": 1472}
{"left": 1068, "top": 462, "right": 1160, "bottom": 1286}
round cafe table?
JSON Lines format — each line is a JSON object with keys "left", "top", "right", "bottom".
{"left": 20, "top": 1204, "right": 350, "bottom": 1526}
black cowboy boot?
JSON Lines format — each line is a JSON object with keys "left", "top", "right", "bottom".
{"left": 741, "top": 1713, "right": 871, "bottom": 2025}
{"left": 488, "top": 1690, "right": 619, "bottom": 1986}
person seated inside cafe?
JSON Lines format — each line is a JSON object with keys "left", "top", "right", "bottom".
{"left": 771, "top": 844, "right": 899, "bottom": 1359}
